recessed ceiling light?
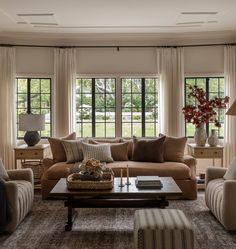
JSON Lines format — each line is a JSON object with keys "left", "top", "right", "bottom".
{"left": 181, "top": 12, "right": 218, "bottom": 15}
{"left": 17, "top": 13, "right": 54, "bottom": 17}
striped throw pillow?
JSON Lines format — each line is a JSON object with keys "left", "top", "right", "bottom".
{"left": 61, "top": 140, "right": 84, "bottom": 163}
{"left": 81, "top": 143, "right": 113, "bottom": 162}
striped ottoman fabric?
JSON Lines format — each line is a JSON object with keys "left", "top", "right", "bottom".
{"left": 134, "top": 209, "right": 194, "bottom": 249}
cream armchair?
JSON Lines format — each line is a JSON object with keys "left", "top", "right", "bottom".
{"left": 205, "top": 167, "right": 236, "bottom": 230}
{"left": 4, "top": 168, "right": 34, "bottom": 232}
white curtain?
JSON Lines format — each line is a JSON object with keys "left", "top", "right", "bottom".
{"left": 157, "top": 47, "right": 185, "bottom": 137}
{"left": 0, "top": 47, "right": 16, "bottom": 169}
{"left": 224, "top": 46, "right": 236, "bottom": 167}
{"left": 54, "top": 48, "right": 76, "bottom": 137}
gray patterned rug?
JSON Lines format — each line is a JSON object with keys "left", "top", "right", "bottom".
{"left": 0, "top": 192, "right": 236, "bottom": 249}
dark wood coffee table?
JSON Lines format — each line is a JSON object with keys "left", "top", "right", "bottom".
{"left": 50, "top": 177, "right": 182, "bottom": 231}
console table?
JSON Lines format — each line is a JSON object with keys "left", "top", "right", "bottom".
{"left": 187, "top": 143, "right": 224, "bottom": 167}
{"left": 14, "top": 144, "right": 50, "bottom": 186}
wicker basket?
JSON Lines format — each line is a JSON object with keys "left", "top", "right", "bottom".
{"left": 66, "top": 170, "right": 114, "bottom": 190}
{"left": 21, "top": 161, "right": 42, "bottom": 180}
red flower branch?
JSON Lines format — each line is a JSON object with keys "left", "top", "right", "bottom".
{"left": 182, "top": 85, "right": 229, "bottom": 128}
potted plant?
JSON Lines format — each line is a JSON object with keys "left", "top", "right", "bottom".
{"left": 78, "top": 158, "right": 104, "bottom": 181}
{"left": 182, "top": 85, "right": 229, "bottom": 146}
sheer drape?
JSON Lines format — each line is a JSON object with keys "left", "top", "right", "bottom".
{"left": 157, "top": 48, "right": 185, "bottom": 137}
{"left": 224, "top": 46, "right": 236, "bottom": 166}
{"left": 0, "top": 47, "right": 16, "bottom": 169}
{"left": 54, "top": 48, "right": 76, "bottom": 137}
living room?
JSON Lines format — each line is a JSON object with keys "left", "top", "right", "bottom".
{"left": 1, "top": 1, "right": 236, "bottom": 249}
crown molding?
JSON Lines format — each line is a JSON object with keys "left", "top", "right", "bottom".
{"left": 0, "top": 30, "right": 236, "bottom": 46}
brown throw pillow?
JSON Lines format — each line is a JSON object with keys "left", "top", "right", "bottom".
{"left": 48, "top": 132, "right": 76, "bottom": 163}
{"left": 90, "top": 140, "right": 129, "bottom": 161}
{"left": 132, "top": 136, "right": 165, "bottom": 163}
{"left": 160, "top": 134, "right": 187, "bottom": 162}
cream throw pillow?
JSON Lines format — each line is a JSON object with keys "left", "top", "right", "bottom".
{"left": 0, "top": 158, "right": 9, "bottom": 180}
{"left": 224, "top": 158, "right": 236, "bottom": 180}
{"left": 81, "top": 143, "right": 113, "bottom": 162}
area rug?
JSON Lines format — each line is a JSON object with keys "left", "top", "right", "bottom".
{"left": 1, "top": 193, "right": 236, "bottom": 249}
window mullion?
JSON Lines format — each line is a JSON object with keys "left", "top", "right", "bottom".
{"left": 27, "top": 78, "right": 31, "bottom": 114}
{"left": 141, "top": 78, "right": 145, "bottom": 137}
{"left": 92, "top": 78, "right": 96, "bottom": 137}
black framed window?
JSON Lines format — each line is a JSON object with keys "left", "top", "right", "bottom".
{"left": 185, "top": 77, "right": 225, "bottom": 138}
{"left": 76, "top": 78, "right": 116, "bottom": 137}
{"left": 121, "top": 78, "right": 158, "bottom": 137}
{"left": 16, "top": 78, "right": 52, "bottom": 138}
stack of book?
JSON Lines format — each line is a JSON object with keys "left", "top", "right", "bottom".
{"left": 135, "top": 176, "right": 163, "bottom": 188}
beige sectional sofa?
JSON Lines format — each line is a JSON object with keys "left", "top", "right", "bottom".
{"left": 41, "top": 135, "right": 197, "bottom": 200}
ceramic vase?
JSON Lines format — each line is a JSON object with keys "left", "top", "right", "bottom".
{"left": 194, "top": 124, "right": 207, "bottom": 146}
{"left": 208, "top": 129, "right": 219, "bottom": 147}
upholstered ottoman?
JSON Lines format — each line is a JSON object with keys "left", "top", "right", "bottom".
{"left": 134, "top": 209, "right": 194, "bottom": 249}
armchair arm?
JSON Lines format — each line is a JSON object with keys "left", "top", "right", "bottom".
{"left": 183, "top": 155, "right": 196, "bottom": 178}
{"left": 4, "top": 181, "right": 18, "bottom": 207}
{"left": 205, "top": 167, "right": 227, "bottom": 186}
{"left": 7, "top": 169, "right": 34, "bottom": 185}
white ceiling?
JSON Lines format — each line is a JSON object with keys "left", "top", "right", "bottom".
{"left": 0, "top": 0, "right": 236, "bottom": 41}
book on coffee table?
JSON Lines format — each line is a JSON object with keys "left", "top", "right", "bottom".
{"left": 135, "top": 176, "right": 163, "bottom": 188}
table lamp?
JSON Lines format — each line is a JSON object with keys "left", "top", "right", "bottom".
{"left": 19, "top": 114, "right": 45, "bottom": 146}
{"left": 226, "top": 100, "right": 236, "bottom": 116}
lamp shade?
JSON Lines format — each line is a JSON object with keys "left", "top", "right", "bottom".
{"left": 19, "top": 114, "right": 45, "bottom": 131}
{"left": 226, "top": 100, "right": 236, "bottom": 116}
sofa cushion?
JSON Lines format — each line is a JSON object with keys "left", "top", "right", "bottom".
{"left": 47, "top": 160, "right": 191, "bottom": 180}
{"left": 132, "top": 136, "right": 165, "bottom": 163}
{"left": 89, "top": 138, "right": 121, "bottom": 143}
{"left": 81, "top": 143, "right": 113, "bottom": 162}
{"left": 61, "top": 140, "right": 84, "bottom": 163}
{"left": 0, "top": 158, "right": 9, "bottom": 180}
{"left": 107, "top": 161, "right": 191, "bottom": 180}
{"left": 160, "top": 134, "right": 187, "bottom": 162}
{"left": 48, "top": 132, "right": 76, "bottom": 163}
{"left": 47, "top": 162, "right": 74, "bottom": 180}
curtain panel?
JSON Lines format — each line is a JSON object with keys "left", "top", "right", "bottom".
{"left": 0, "top": 47, "right": 16, "bottom": 169}
{"left": 54, "top": 48, "right": 76, "bottom": 137}
{"left": 224, "top": 46, "right": 236, "bottom": 166}
{"left": 156, "top": 48, "right": 185, "bottom": 137}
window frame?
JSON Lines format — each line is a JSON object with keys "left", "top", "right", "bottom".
{"left": 121, "top": 77, "right": 159, "bottom": 138}
{"left": 184, "top": 76, "right": 225, "bottom": 139}
{"left": 76, "top": 77, "right": 116, "bottom": 138}
{"left": 16, "top": 77, "right": 52, "bottom": 139}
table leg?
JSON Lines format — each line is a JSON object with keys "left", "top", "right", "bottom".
{"left": 65, "top": 197, "right": 77, "bottom": 231}
{"left": 213, "top": 157, "right": 215, "bottom": 166}
{"left": 159, "top": 197, "right": 168, "bottom": 209}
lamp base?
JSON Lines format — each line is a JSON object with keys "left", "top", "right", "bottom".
{"left": 24, "top": 131, "right": 40, "bottom": 147}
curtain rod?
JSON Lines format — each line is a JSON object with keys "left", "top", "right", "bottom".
{"left": 0, "top": 43, "right": 236, "bottom": 49}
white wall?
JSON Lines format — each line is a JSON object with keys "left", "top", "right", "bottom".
{"left": 15, "top": 45, "right": 225, "bottom": 76}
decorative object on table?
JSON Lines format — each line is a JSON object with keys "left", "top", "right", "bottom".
{"left": 194, "top": 123, "right": 207, "bottom": 147}
{"left": 125, "top": 164, "right": 131, "bottom": 185}
{"left": 208, "top": 129, "right": 219, "bottom": 147}
{"left": 66, "top": 159, "right": 113, "bottom": 190}
{"left": 119, "top": 168, "right": 125, "bottom": 187}
{"left": 78, "top": 158, "right": 104, "bottom": 181}
{"left": 135, "top": 176, "right": 163, "bottom": 188}
{"left": 182, "top": 85, "right": 229, "bottom": 146}
{"left": 19, "top": 114, "right": 45, "bottom": 146}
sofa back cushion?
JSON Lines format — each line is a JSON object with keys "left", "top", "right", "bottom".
{"left": 132, "top": 136, "right": 165, "bottom": 163}
{"left": 160, "top": 134, "right": 187, "bottom": 162}
{"left": 89, "top": 140, "right": 129, "bottom": 161}
{"left": 48, "top": 132, "right": 76, "bottom": 163}
{"left": 81, "top": 143, "right": 114, "bottom": 162}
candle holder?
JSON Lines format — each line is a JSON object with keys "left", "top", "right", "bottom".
{"left": 119, "top": 168, "right": 125, "bottom": 187}
{"left": 125, "top": 164, "right": 131, "bottom": 185}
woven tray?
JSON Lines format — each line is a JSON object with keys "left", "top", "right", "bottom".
{"left": 66, "top": 171, "right": 114, "bottom": 190}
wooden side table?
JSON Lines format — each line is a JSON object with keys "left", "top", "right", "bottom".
{"left": 14, "top": 144, "right": 50, "bottom": 186}
{"left": 187, "top": 143, "right": 224, "bottom": 167}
